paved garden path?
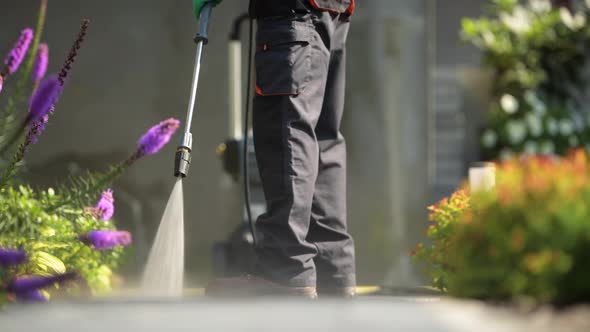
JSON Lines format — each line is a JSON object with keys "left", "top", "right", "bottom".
{"left": 2, "top": 294, "right": 589, "bottom": 332}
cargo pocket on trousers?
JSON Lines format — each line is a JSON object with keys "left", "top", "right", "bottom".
{"left": 255, "top": 22, "right": 312, "bottom": 96}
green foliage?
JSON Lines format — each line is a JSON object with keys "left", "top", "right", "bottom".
{"left": 413, "top": 190, "right": 470, "bottom": 291}
{"left": 47, "top": 153, "right": 139, "bottom": 213}
{"left": 0, "top": 185, "right": 123, "bottom": 296}
{"left": 462, "top": 1, "right": 590, "bottom": 159}
{"left": 414, "top": 151, "right": 590, "bottom": 304}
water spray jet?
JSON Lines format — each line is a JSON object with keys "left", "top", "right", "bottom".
{"left": 141, "top": 2, "right": 214, "bottom": 297}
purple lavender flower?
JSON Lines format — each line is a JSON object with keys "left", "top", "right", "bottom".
{"left": 0, "top": 76, "right": 3, "bottom": 94}
{"left": 32, "top": 43, "right": 49, "bottom": 85}
{"left": 0, "top": 248, "right": 28, "bottom": 267}
{"left": 94, "top": 189, "right": 115, "bottom": 221}
{"left": 28, "top": 74, "right": 61, "bottom": 124}
{"left": 7, "top": 272, "right": 76, "bottom": 294}
{"left": 15, "top": 290, "right": 47, "bottom": 302}
{"left": 82, "top": 230, "right": 132, "bottom": 250}
{"left": 2, "top": 28, "right": 34, "bottom": 76}
{"left": 137, "top": 118, "right": 180, "bottom": 155}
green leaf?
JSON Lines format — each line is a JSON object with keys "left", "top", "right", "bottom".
{"left": 34, "top": 251, "right": 66, "bottom": 274}
{"left": 39, "top": 228, "right": 56, "bottom": 237}
{"left": 461, "top": 18, "right": 478, "bottom": 37}
{"left": 32, "top": 241, "right": 68, "bottom": 250}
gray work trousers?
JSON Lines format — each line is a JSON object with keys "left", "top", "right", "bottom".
{"left": 252, "top": 9, "right": 356, "bottom": 289}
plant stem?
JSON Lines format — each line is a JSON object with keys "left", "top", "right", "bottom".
{"left": 0, "top": 122, "right": 41, "bottom": 189}
{"left": 20, "top": 0, "right": 47, "bottom": 94}
{"left": 57, "top": 19, "right": 90, "bottom": 87}
{"left": 46, "top": 150, "right": 143, "bottom": 213}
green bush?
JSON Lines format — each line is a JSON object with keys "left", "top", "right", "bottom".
{"left": 414, "top": 151, "right": 590, "bottom": 304}
{"left": 0, "top": 186, "right": 123, "bottom": 298}
{"left": 413, "top": 190, "right": 470, "bottom": 291}
{"left": 462, "top": 0, "right": 590, "bottom": 159}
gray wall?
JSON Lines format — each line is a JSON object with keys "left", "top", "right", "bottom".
{"left": 0, "top": 0, "right": 487, "bottom": 288}
{"left": 436, "top": 0, "right": 485, "bottom": 66}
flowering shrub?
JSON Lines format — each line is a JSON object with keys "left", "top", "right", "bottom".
{"left": 0, "top": 186, "right": 123, "bottom": 301}
{"left": 413, "top": 190, "right": 471, "bottom": 291}
{"left": 462, "top": 0, "right": 590, "bottom": 159}
{"left": 414, "top": 150, "right": 590, "bottom": 304}
{"left": 0, "top": 1, "right": 180, "bottom": 304}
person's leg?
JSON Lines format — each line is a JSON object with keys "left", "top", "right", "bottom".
{"left": 306, "top": 13, "right": 356, "bottom": 293}
{"left": 252, "top": 13, "right": 331, "bottom": 288}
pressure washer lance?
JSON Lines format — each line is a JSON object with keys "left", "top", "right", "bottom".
{"left": 174, "top": 3, "right": 214, "bottom": 178}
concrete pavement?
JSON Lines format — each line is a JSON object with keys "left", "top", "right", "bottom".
{"left": 1, "top": 296, "right": 589, "bottom": 332}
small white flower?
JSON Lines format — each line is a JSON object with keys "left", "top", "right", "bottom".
{"left": 500, "top": 6, "right": 532, "bottom": 34}
{"left": 573, "top": 13, "right": 586, "bottom": 29}
{"left": 482, "top": 129, "right": 498, "bottom": 148}
{"left": 560, "top": 8, "right": 587, "bottom": 30}
{"left": 524, "top": 141, "right": 538, "bottom": 155}
{"left": 526, "top": 112, "right": 543, "bottom": 137}
{"left": 540, "top": 141, "right": 555, "bottom": 154}
{"left": 559, "top": 119, "right": 574, "bottom": 136}
{"left": 500, "top": 94, "right": 519, "bottom": 114}
{"left": 529, "top": 0, "right": 551, "bottom": 13}
{"left": 569, "top": 136, "right": 580, "bottom": 147}
{"left": 507, "top": 120, "right": 527, "bottom": 144}
{"left": 547, "top": 118, "right": 559, "bottom": 136}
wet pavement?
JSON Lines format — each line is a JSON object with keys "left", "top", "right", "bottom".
{"left": 1, "top": 295, "right": 589, "bottom": 332}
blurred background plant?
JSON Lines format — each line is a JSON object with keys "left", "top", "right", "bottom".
{"left": 412, "top": 189, "right": 471, "bottom": 291}
{"left": 0, "top": 0, "right": 179, "bottom": 305}
{"left": 463, "top": 0, "right": 590, "bottom": 159}
{"left": 414, "top": 150, "right": 590, "bottom": 304}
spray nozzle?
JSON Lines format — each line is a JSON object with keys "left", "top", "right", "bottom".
{"left": 174, "top": 147, "right": 192, "bottom": 178}
{"left": 174, "top": 132, "right": 193, "bottom": 178}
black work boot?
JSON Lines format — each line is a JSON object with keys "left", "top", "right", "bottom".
{"left": 205, "top": 275, "right": 318, "bottom": 299}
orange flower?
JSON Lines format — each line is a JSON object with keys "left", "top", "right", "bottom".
{"left": 524, "top": 173, "right": 551, "bottom": 195}
{"left": 567, "top": 148, "right": 587, "bottom": 167}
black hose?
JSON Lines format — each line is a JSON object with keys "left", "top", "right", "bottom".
{"left": 243, "top": 17, "right": 257, "bottom": 246}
